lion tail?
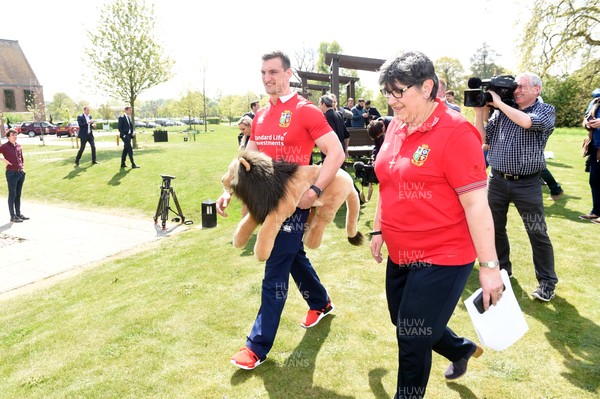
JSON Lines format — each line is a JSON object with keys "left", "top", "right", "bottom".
{"left": 345, "top": 188, "right": 364, "bottom": 246}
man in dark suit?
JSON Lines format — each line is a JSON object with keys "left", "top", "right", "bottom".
{"left": 75, "top": 106, "right": 98, "bottom": 166}
{"left": 318, "top": 94, "right": 349, "bottom": 158}
{"left": 243, "top": 101, "right": 260, "bottom": 119}
{"left": 118, "top": 106, "right": 139, "bottom": 169}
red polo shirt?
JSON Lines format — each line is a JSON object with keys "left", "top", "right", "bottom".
{"left": 373, "top": 99, "right": 487, "bottom": 265}
{"left": 0, "top": 141, "right": 24, "bottom": 171}
{"left": 251, "top": 92, "right": 331, "bottom": 165}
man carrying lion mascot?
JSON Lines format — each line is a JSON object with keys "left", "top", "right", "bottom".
{"left": 221, "top": 150, "right": 364, "bottom": 262}
{"left": 215, "top": 51, "right": 363, "bottom": 371}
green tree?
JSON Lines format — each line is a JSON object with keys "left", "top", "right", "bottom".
{"left": 219, "top": 95, "right": 247, "bottom": 125}
{"left": 85, "top": 0, "right": 173, "bottom": 147}
{"left": 520, "top": 0, "right": 599, "bottom": 77}
{"left": 542, "top": 75, "right": 587, "bottom": 126}
{"left": 97, "top": 104, "right": 115, "bottom": 123}
{"left": 469, "top": 42, "right": 507, "bottom": 78}
{"left": 47, "top": 93, "right": 77, "bottom": 122}
{"left": 435, "top": 57, "right": 465, "bottom": 92}
{"left": 178, "top": 90, "right": 204, "bottom": 128}
{"left": 316, "top": 41, "right": 343, "bottom": 74}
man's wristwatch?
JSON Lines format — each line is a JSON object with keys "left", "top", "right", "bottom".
{"left": 479, "top": 260, "right": 500, "bottom": 269}
{"left": 310, "top": 185, "right": 323, "bottom": 198}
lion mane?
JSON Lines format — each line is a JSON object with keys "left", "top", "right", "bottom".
{"left": 222, "top": 150, "right": 364, "bottom": 261}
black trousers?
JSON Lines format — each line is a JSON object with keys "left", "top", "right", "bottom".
{"left": 488, "top": 171, "right": 558, "bottom": 289}
{"left": 75, "top": 134, "right": 96, "bottom": 163}
{"left": 386, "top": 259, "right": 474, "bottom": 399}
{"left": 121, "top": 137, "right": 135, "bottom": 166}
{"left": 587, "top": 145, "right": 600, "bottom": 215}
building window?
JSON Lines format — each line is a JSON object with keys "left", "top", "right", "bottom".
{"left": 24, "top": 89, "right": 34, "bottom": 109}
{"left": 4, "top": 90, "right": 16, "bottom": 110}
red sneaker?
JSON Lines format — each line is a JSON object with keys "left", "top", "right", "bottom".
{"left": 301, "top": 301, "right": 334, "bottom": 328}
{"left": 230, "top": 347, "right": 265, "bottom": 370}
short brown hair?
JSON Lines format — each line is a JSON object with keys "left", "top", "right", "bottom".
{"left": 6, "top": 128, "right": 18, "bottom": 136}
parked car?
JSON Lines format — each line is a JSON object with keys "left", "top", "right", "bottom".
{"left": 20, "top": 121, "right": 57, "bottom": 137}
{"left": 181, "top": 117, "right": 204, "bottom": 125}
{"left": 55, "top": 122, "right": 79, "bottom": 137}
{"left": 145, "top": 121, "right": 157, "bottom": 128}
{"left": 134, "top": 120, "right": 147, "bottom": 128}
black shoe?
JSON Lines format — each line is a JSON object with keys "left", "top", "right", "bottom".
{"left": 10, "top": 216, "right": 23, "bottom": 223}
{"left": 75, "top": 161, "right": 80, "bottom": 167}
{"left": 16, "top": 214, "right": 29, "bottom": 220}
{"left": 92, "top": 161, "right": 100, "bottom": 164}
{"left": 121, "top": 164, "right": 127, "bottom": 168}
{"left": 444, "top": 341, "right": 483, "bottom": 380}
{"left": 132, "top": 165, "right": 140, "bottom": 169}
{"left": 532, "top": 285, "right": 555, "bottom": 302}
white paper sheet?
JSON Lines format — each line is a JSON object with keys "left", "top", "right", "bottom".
{"left": 464, "top": 269, "right": 529, "bottom": 351}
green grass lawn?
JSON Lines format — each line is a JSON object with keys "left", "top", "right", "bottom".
{"left": 0, "top": 126, "right": 598, "bottom": 398}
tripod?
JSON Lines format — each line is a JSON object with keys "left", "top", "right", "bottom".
{"left": 154, "top": 174, "right": 185, "bottom": 230}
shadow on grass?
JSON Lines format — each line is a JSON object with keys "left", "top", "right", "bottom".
{"left": 540, "top": 195, "right": 584, "bottom": 220}
{"left": 546, "top": 159, "right": 574, "bottom": 170}
{"left": 239, "top": 234, "right": 257, "bottom": 257}
{"left": 511, "top": 279, "right": 600, "bottom": 393}
{"left": 107, "top": 168, "right": 131, "bottom": 186}
{"left": 368, "top": 367, "right": 391, "bottom": 399}
{"left": 445, "top": 382, "right": 478, "bottom": 399}
{"left": 63, "top": 164, "right": 91, "bottom": 179}
{"left": 230, "top": 316, "right": 354, "bottom": 398}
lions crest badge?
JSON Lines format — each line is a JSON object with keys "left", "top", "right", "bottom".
{"left": 279, "top": 110, "right": 292, "bottom": 127}
{"left": 411, "top": 144, "right": 430, "bottom": 166}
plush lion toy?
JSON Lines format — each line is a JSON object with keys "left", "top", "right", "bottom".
{"left": 222, "top": 150, "right": 364, "bottom": 261}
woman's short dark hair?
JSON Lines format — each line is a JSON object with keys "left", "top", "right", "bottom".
{"left": 379, "top": 51, "right": 438, "bottom": 102}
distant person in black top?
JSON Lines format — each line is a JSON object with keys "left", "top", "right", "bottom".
{"left": 367, "top": 116, "right": 392, "bottom": 161}
{"left": 243, "top": 101, "right": 260, "bottom": 119}
{"left": 318, "top": 94, "right": 350, "bottom": 158}
{"left": 364, "top": 100, "right": 381, "bottom": 127}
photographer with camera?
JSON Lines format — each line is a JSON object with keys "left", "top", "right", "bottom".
{"left": 474, "top": 72, "right": 558, "bottom": 302}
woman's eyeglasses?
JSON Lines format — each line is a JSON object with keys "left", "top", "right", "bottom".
{"left": 380, "top": 85, "right": 413, "bottom": 99}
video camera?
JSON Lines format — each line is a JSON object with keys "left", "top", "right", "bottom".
{"left": 353, "top": 161, "right": 379, "bottom": 185}
{"left": 463, "top": 75, "right": 517, "bottom": 108}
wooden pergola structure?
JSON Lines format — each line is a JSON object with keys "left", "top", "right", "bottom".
{"left": 291, "top": 53, "right": 386, "bottom": 103}
{"left": 324, "top": 53, "right": 386, "bottom": 101}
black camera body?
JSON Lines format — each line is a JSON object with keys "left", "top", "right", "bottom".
{"left": 463, "top": 75, "right": 517, "bottom": 108}
{"left": 354, "top": 161, "right": 379, "bottom": 185}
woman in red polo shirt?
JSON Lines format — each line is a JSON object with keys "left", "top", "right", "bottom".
{"left": 369, "top": 51, "right": 504, "bottom": 399}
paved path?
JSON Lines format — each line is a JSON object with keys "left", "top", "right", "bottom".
{"left": 0, "top": 198, "right": 188, "bottom": 297}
